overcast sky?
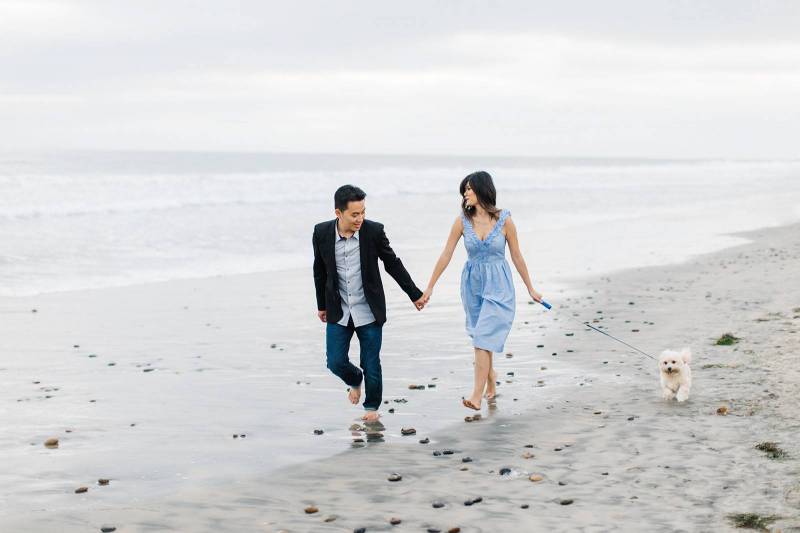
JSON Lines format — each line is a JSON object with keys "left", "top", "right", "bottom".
{"left": 2, "top": 1, "right": 799, "bottom": 158}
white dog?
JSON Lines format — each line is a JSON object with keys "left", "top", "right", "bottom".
{"left": 659, "top": 347, "right": 692, "bottom": 402}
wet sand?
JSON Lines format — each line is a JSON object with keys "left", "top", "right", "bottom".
{"left": 1, "top": 224, "right": 799, "bottom": 531}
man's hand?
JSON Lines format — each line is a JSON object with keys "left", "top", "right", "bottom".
{"left": 317, "top": 310, "right": 327, "bottom": 322}
{"left": 413, "top": 296, "right": 426, "bottom": 311}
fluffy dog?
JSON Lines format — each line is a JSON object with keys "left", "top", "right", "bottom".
{"left": 659, "top": 347, "right": 692, "bottom": 402}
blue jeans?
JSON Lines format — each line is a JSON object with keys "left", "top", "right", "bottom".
{"left": 326, "top": 319, "right": 383, "bottom": 411}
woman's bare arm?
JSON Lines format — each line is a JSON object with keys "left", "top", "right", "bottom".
{"left": 422, "top": 216, "right": 463, "bottom": 301}
{"left": 504, "top": 217, "right": 542, "bottom": 301}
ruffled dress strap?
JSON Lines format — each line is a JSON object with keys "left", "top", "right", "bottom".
{"left": 484, "top": 209, "right": 510, "bottom": 244}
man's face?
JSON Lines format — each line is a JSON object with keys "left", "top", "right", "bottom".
{"left": 335, "top": 200, "right": 366, "bottom": 232}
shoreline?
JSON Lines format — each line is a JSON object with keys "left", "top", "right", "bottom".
{"left": 1, "top": 223, "right": 799, "bottom": 531}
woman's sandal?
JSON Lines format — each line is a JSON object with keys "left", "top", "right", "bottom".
{"left": 462, "top": 397, "right": 481, "bottom": 411}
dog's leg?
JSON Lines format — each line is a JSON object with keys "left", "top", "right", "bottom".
{"left": 662, "top": 387, "right": 676, "bottom": 400}
{"left": 676, "top": 384, "right": 690, "bottom": 402}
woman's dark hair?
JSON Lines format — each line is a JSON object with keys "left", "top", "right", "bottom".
{"left": 460, "top": 171, "right": 500, "bottom": 220}
{"left": 334, "top": 184, "right": 366, "bottom": 212}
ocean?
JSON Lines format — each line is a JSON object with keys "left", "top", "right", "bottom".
{"left": 1, "top": 151, "right": 799, "bottom": 297}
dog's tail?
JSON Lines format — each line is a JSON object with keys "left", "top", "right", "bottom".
{"left": 680, "top": 346, "right": 692, "bottom": 364}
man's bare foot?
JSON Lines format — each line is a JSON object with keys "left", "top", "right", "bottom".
{"left": 485, "top": 369, "right": 497, "bottom": 400}
{"left": 361, "top": 411, "right": 380, "bottom": 422}
{"left": 348, "top": 386, "right": 361, "bottom": 405}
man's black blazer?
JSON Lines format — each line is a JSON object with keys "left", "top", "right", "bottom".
{"left": 312, "top": 219, "right": 423, "bottom": 325}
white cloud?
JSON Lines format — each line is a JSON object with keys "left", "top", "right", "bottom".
{"left": 1, "top": 2, "right": 799, "bottom": 157}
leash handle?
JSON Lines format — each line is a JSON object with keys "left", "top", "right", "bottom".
{"left": 539, "top": 300, "right": 552, "bottom": 310}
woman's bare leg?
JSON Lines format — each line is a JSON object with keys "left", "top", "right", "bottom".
{"left": 485, "top": 355, "right": 497, "bottom": 399}
{"left": 466, "top": 347, "right": 492, "bottom": 408}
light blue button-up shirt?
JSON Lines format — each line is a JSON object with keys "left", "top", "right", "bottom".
{"left": 335, "top": 222, "right": 376, "bottom": 327}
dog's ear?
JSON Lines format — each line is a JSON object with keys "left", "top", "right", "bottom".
{"left": 680, "top": 347, "right": 692, "bottom": 364}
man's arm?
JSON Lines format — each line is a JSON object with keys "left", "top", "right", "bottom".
{"left": 312, "top": 229, "right": 327, "bottom": 321}
{"left": 376, "top": 225, "right": 423, "bottom": 302}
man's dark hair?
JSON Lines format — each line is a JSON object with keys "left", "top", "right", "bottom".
{"left": 334, "top": 185, "right": 367, "bottom": 212}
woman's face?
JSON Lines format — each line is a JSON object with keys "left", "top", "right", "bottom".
{"left": 463, "top": 182, "right": 477, "bottom": 207}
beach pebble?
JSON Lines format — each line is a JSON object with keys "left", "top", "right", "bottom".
{"left": 304, "top": 505, "right": 318, "bottom": 514}
{"left": 100, "top": 527, "right": 116, "bottom": 533}
{"left": 323, "top": 515, "right": 337, "bottom": 522}
{"left": 442, "top": 449, "right": 455, "bottom": 455}
{"left": 75, "top": 487, "right": 88, "bottom": 494}
{"left": 558, "top": 481, "right": 567, "bottom": 486}
{"left": 98, "top": 479, "right": 110, "bottom": 486}
{"left": 522, "top": 452, "right": 535, "bottom": 459}
{"left": 408, "top": 384, "right": 425, "bottom": 390}
{"left": 419, "top": 437, "right": 430, "bottom": 444}
{"left": 143, "top": 368, "right": 155, "bottom": 373}
{"left": 524, "top": 444, "right": 534, "bottom": 448}
{"left": 389, "top": 517, "right": 402, "bottom": 525}
{"left": 433, "top": 451, "right": 442, "bottom": 456}
{"left": 448, "top": 528, "right": 461, "bottom": 533}
{"left": 313, "top": 429, "right": 324, "bottom": 435}
{"left": 401, "top": 427, "right": 416, "bottom": 436}
{"left": 388, "top": 473, "right": 402, "bottom": 482}
{"left": 717, "top": 405, "right": 729, "bottom": 415}
{"left": 432, "top": 501, "right": 445, "bottom": 508}
{"left": 354, "top": 528, "right": 366, "bottom": 533}
{"left": 560, "top": 499, "right": 574, "bottom": 505}
{"left": 464, "top": 496, "right": 483, "bottom": 506}
{"left": 521, "top": 504, "right": 530, "bottom": 509}
{"left": 537, "top": 344, "right": 544, "bottom": 348}
{"left": 44, "top": 437, "right": 59, "bottom": 448}
{"left": 627, "top": 416, "right": 635, "bottom": 421}
{"left": 462, "top": 457, "right": 473, "bottom": 463}
{"left": 529, "top": 474, "right": 543, "bottom": 482}
{"left": 388, "top": 408, "right": 395, "bottom": 413}
{"left": 499, "top": 467, "right": 512, "bottom": 476}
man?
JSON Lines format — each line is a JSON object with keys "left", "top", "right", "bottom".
{"left": 313, "top": 185, "right": 425, "bottom": 421}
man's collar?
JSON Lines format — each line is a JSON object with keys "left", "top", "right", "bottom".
{"left": 335, "top": 219, "right": 359, "bottom": 241}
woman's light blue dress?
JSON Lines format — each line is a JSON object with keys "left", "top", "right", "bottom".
{"left": 460, "top": 209, "right": 515, "bottom": 353}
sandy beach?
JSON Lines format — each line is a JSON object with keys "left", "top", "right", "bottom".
{"left": 0, "top": 221, "right": 798, "bottom": 532}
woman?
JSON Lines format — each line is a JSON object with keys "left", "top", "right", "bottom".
{"left": 421, "top": 171, "right": 543, "bottom": 410}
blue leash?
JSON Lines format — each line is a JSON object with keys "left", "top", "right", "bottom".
{"left": 538, "top": 300, "right": 656, "bottom": 361}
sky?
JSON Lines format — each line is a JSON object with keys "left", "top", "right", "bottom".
{"left": 1, "top": 0, "right": 799, "bottom": 158}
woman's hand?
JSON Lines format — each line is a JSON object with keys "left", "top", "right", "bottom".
{"left": 421, "top": 288, "right": 433, "bottom": 306}
{"left": 528, "top": 288, "right": 542, "bottom": 303}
